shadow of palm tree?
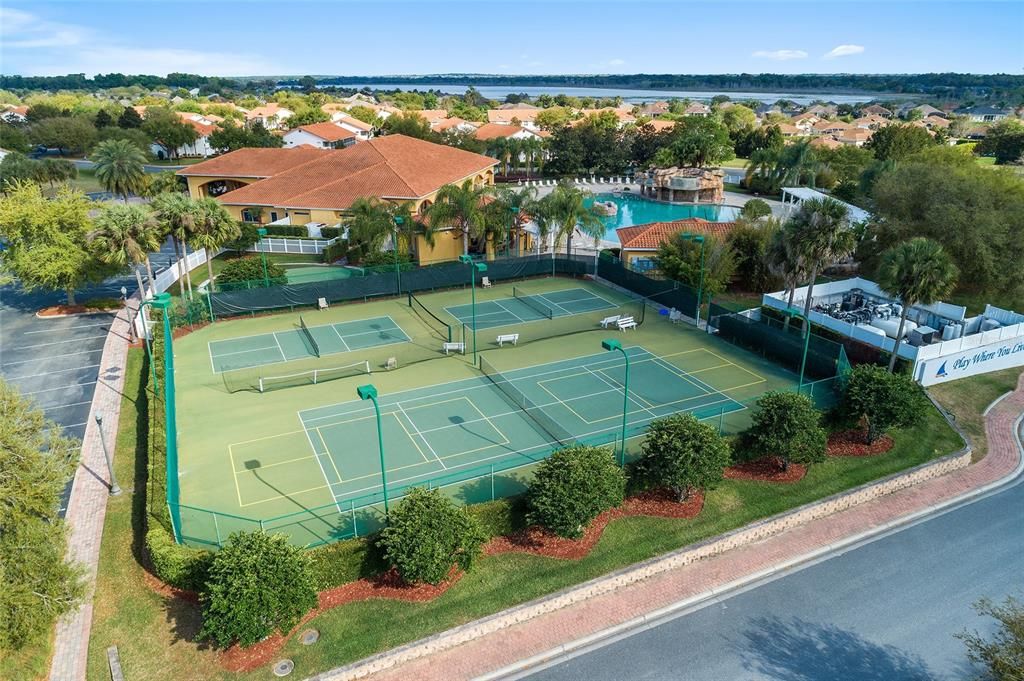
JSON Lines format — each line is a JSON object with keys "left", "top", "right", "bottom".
{"left": 738, "top": 616, "right": 936, "bottom": 681}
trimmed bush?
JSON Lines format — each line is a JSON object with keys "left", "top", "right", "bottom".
{"left": 637, "top": 413, "right": 731, "bottom": 501}
{"left": 199, "top": 531, "right": 317, "bottom": 648}
{"left": 216, "top": 256, "right": 287, "bottom": 287}
{"left": 322, "top": 240, "right": 348, "bottom": 264}
{"left": 740, "top": 198, "right": 772, "bottom": 220}
{"left": 224, "top": 222, "right": 260, "bottom": 254}
{"left": 144, "top": 525, "right": 213, "bottom": 592}
{"left": 378, "top": 488, "right": 486, "bottom": 585}
{"left": 745, "top": 391, "right": 827, "bottom": 469}
{"left": 527, "top": 446, "right": 625, "bottom": 538}
{"left": 843, "top": 364, "right": 927, "bottom": 443}
{"left": 307, "top": 537, "right": 385, "bottom": 590}
{"left": 465, "top": 498, "right": 526, "bottom": 538}
{"left": 319, "top": 226, "right": 342, "bottom": 239}
{"left": 263, "top": 225, "right": 308, "bottom": 238}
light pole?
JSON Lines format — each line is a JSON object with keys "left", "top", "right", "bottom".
{"left": 120, "top": 286, "right": 134, "bottom": 342}
{"left": 785, "top": 307, "right": 812, "bottom": 393}
{"left": 357, "top": 384, "right": 388, "bottom": 516}
{"left": 680, "top": 233, "right": 706, "bottom": 325}
{"left": 256, "top": 227, "right": 269, "bottom": 287}
{"left": 601, "top": 338, "right": 630, "bottom": 467}
{"left": 392, "top": 215, "right": 404, "bottom": 295}
{"left": 94, "top": 412, "right": 122, "bottom": 495}
{"left": 459, "top": 255, "right": 488, "bottom": 363}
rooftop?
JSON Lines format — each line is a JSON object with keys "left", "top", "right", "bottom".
{"left": 293, "top": 121, "right": 357, "bottom": 143}
{"left": 616, "top": 218, "right": 737, "bottom": 250}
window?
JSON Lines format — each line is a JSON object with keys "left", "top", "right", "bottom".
{"left": 631, "top": 257, "right": 657, "bottom": 273}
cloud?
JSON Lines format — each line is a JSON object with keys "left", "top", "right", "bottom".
{"left": 751, "top": 49, "right": 808, "bottom": 61}
{"left": 608, "top": 58, "right": 626, "bottom": 66}
{"left": 823, "top": 44, "right": 865, "bottom": 59}
{"left": 2, "top": 7, "right": 279, "bottom": 76}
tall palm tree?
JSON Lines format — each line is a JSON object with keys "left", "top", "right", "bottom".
{"left": 535, "top": 183, "right": 604, "bottom": 256}
{"left": 788, "top": 197, "right": 855, "bottom": 334}
{"left": 766, "top": 222, "right": 809, "bottom": 329}
{"left": 425, "top": 181, "right": 489, "bottom": 255}
{"left": 88, "top": 203, "right": 162, "bottom": 299}
{"left": 189, "top": 198, "right": 241, "bottom": 288}
{"left": 876, "top": 238, "right": 959, "bottom": 372}
{"left": 347, "top": 197, "right": 427, "bottom": 261}
{"left": 151, "top": 192, "right": 200, "bottom": 297}
{"left": 92, "top": 139, "right": 148, "bottom": 203}
{"left": 519, "top": 137, "right": 542, "bottom": 179}
{"left": 745, "top": 140, "right": 819, "bottom": 193}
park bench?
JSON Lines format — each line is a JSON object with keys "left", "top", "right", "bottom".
{"left": 617, "top": 316, "right": 637, "bottom": 331}
{"left": 442, "top": 341, "right": 465, "bottom": 355}
{"left": 600, "top": 314, "right": 622, "bottom": 328}
{"left": 496, "top": 333, "right": 520, "bottom": 346}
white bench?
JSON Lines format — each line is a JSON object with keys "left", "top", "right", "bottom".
{"left": 617, "top": 316, "right": 637, "bottom": 331}
{"left": 442, "top": 341, "right": 465, "bottom": 355}
{"left": 497, "top": 333, "right": 520, "bottom": 347}
{"left": 600, "top": 314, "right": 622, "bottom": 329}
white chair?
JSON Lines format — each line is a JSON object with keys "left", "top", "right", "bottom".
{"left": 496, "top": 333, "right": 520, "bottom": 347}
{"left": 668, "top": 307, "right": 683, "bottom": 324}
{"left": 385, "top": 357, "right": 398, "bottom": 370}
{"left": 481, "top": 276, "right": 492, "bottom": 288}
{"left": 600, "top": 314, "right": 622, "bottom": 328}
{"left": 617, "top": 316, "right": 637, "bottom": 331}
{"left": 442, "top": 341, "right": 465, "bottom": 355}
{"left": 317, "top": 297, "right": 328, "bottom": 311}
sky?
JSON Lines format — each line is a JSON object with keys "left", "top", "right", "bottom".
{"left": 2, "top": 1, "right": 1022, "bottom": 78}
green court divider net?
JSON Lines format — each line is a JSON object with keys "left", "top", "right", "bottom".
{"left": 298, "top": 315, "right": 321, "bottom": 357}
{"left": 252, "top": 360, "right": 371, "bottom": 393}
{"left": 479, "top": 356, "right": 575, "bottom": 446}
{"left": 407, "top": 291, "right": 452, "bottom": 342}
{"left": 513, "top": 286, "right": 554, "bottom": 319}
{"left": 596, "top": 253, "right": 700, "bottom": 318}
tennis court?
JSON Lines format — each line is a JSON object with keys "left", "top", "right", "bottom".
{"left": 208, "top": 315, "right": 411, "bottom": 373}
{"left": 445, "top": 286, "right": 617, "bottom": 330}
{"left": 226, "top": 346, "right": 753, "bottom": 511}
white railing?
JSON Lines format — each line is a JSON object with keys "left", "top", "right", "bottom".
{"left": 249, "top": 236, "right": 338, "bottom": 255}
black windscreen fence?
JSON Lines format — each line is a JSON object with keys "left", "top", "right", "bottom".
{"left": 596, "top": 254, "right": 700, "bottom": 318}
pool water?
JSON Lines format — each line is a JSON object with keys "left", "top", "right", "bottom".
{"left": 587, "top": 193, "right": 741, "bottom": 243}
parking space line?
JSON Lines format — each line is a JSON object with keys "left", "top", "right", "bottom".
{"left": 1, "top": 348, "right": 105, "bottom": 366}
{"left": 23, "top": 321, "right": 110, "bottom": 334}
{"left": 14, "top": 335, "right": 107, "bottom": 350}
{"left": 4, "top": 364, "right": 101, "bottom": 380}
{"left": 21, "top": 381, "right": 98, "bottom": 396}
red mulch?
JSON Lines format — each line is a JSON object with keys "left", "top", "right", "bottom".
{"left": 724, "top": 456, "right": 807, "bottom": 483}
{"left": 827, "top": 429, "right": 894, "bottom": 457}
{"left": 142, "top": 570, "right": 200, "bottom": 604}
{"left": 148, "top": 489, "right": 704, "bottom": 672}
{"left": 37, "top": 304, "right": 114, "bottom": 317}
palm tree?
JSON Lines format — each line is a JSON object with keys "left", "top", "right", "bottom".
{"left": 425, "top": 181, "right": 489, "bottom": 256}
{"left": 151, "top": 193, "right": 200, "bottom": 297}
{"left": 788, "top": 197, "right": 855, "bottom": 334}
{"left": 88, "top": 203, "right": 162, "bottom": 299}
{"left": 519, "top": 137, "right": 542, "bottom": 179}
{"left": 347, "top": 197, "right": 427, "bottom": 262}
{"left": 766, "top": 222, "right": 809, "bottom": 330}
{"left": 92, "top": 139, "right": 148, "bottom": 203}
{"left": 189, "top": 198, "right": 241, "bottom": 288}
{"left": 745, "top": 140, "right": 819, "bottom": 193}
{"left": 535, "top": 183, "right": 604, "bottom": 256}
{"left": 876, "top": 238, "right": 959, "bottom": 372}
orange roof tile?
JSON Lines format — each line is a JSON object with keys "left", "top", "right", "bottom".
{"left": 182, "top": 135, "right": 496, "bottom": 210}
{"left": 177, "top": 147, "right": 331, "bottom": 178}
{"left": 295, "top": 122, "right": 357, "bottom": 142}
{"left": 617, "top": 218, "right": 737, "bottom": 250}
{"left": 487, "top": 109, "right": 540, "bottom": 124}
{"left": 473, "top": 123, "right": 531, "bottom": 140}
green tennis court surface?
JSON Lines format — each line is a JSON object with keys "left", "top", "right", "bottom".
{"left": 227, "top": 346, "right": 748, "bottom": 512}
{"left": 445, "top": 287, "right": 617, "bottom": 330}
{"left": 208, "top": 315, "right": 410, "bottom": 373}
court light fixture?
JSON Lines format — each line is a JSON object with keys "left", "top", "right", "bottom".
{"left": 601, "top": 338, "right": 630, "bottom": 467}
{"left": 357, "top": 384, "right": 389, "bottom": 516}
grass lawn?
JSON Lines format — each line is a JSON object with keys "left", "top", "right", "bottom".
{"left": 83, "top": 339, "right": 971, "bottom": 680}
{"left": 975, "top": 156, "right": 996, "bottom": 166}
{"left": 164, "top": 252, "right": 323, "bottom": 296}
{"left": 41, "top": 167, "right": 104, "bottom": 197}
{"left": 929, "top": 367, "right": 1022, "bottom": 462}
{"left": 948, "top": 287, "right": 1024, "bottom": 316}
{"left": 718, "top": 157, "right": 749, "bottom": 169}
{"left": 148, "top": 157, "right": 208, "bottom": 166}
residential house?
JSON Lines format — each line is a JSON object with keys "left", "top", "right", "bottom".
{"left": 282, "top": 122, "right": 358, "bottom": 149}
{"left": 852, "top": 114, "right": 891, "bottom": 129}
{"left": 577, "top": 108, "right": 637, "bottom": 127}
{"left": 408, "top": 110, "right": 450, "bottom": 128}
{"left": 775, "top": 123, "right": 803, "bottom": 137}
{"left": 956, "top": 106, "right": 1012, "bottom": 123}
{"left": 431, "top": 116, "right": 479, "bottom": 134}
{"left": 648, "top": 120, "right": 676, "bottom": 133}
{"left": 176, "top": 135, "right": 504, "bottom": 262}
{"left": 837, "top": 128, "right": 874, "bottom": 146}
{"left": 333, "top": 115, "right": 374, "bottom": 140}
{"left": 805, "top": 103, "right": 838, "bottom": 117}
{"left": 487, "top": 108, "right": 541, "bottom": 130}
{"left": 811, "top": 119, "right": 852, "bottom": 136}
{"left": 683, "top": 102, "right": 711, "bottom": 117}
{"left": 245, "top": 104, "right": 293, "bottom": 130}
{"left": 616, "top": 218, "right": 737, "bottom": 273}
{"left": 473, "top": 123, "right": 543, "bottom": 142}
{"left": 638, "top": 101, "right": 670, "bottom": 118}
{"left": 498, "top": 102, "right": 540, "bottom": 110}
{"left": 154, "top": 112, "right": 221, "bottom": 158}
{"left": 810, "top": 136, "right": 844, "bottom": 150}
{"left": 1, "top": 105, "right": 28, "bottom": 123}
{"left": 860, "top": 104, "right": 893, "bottom": 118}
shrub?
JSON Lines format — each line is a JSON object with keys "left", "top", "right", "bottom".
{"left": 322, "top": 240, "right": 348, "bottom": 264}
{"left": 216, "top": 256, "right": 287, "bottom": 287}
{"left": 527, "top": 446, "right": 625, "bottom": 538}
{"left": 319, "top": 226, "right": 342, "bottom": 239}
{"left": 307, "top": 537, "right": 385, "bottom": 590}
{"left": 144, "top": 525, "right": 214, "bottom": 592}
{"left": 739, "top": 198, "right": 771, "bottom": 220}
{"left": 198, "top": 531, "right": 317, "bottom": 648}
{"left": 957, "top": 595, "right": 1024, "bottom": 680}
{"left": 842, "top": 364, "right": 927, "bottom": 443}
{"left": 264, "top": 225, "right": 308, "bottom": 238}
{"left": 746, "top": 391, "right": 827, "bottom": 470}
{"left": 378, "top": 488, "right": 486, "bottom": 585}
{"left": 224, "top": 222, "right": 260, "bottom": 253}
{"left": 358, "top": 249, "right": 413, "bottom": 268}
{"left": 637, "top": 413, "right": 731, "bottom": 501}
{"left": 465, "top": 497, "right": 526, "bottom": 538}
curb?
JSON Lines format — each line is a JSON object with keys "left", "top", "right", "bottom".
{"left": 35, "top": 308, "right": 120, "bottom": 319}
{"left": 486, "top": 405, "right": 1024, "bottom": 680}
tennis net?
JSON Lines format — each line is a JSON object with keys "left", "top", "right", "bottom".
{"left": 299, "top": 315, "right": 320, "bottom": 357}
{"left": 513, "top": 286, "right": 554, "bottom": 319}
{"left": 479, "top": 356, "right": 574, "bottom": 446}
{"left": 408, "top": 291, "right": 452, "bottom": 342}
{"left": 257, "top": 360, "right": 370, "bottom": 393}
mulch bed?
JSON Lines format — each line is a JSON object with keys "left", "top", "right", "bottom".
{"left": 37, "top": 304, "right": 117, "bottom": 317}
{"left": 827, "top": 429, "right": 894, "bottom": 457}
{"left": 724, "top": 456, "right": 807, "bottom": 483}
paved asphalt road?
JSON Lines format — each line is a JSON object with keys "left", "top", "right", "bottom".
{"left": 518, "top": 441, "right": 1024, "bottom": 681}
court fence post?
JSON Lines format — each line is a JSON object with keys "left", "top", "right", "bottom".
{"left": 350, "top": 501, "right": 357, "bottom": 538}
{"left": 213, "top": 511, "right": 222, "bottom": 548}
{"left": 490, "top": 465, "right": 495, "bottom": 500}
{"left": 718, "top": 405, "right": 726, "bottom": 435}
{"left": 259, "top": 519, "right": 265, "bottom": 532}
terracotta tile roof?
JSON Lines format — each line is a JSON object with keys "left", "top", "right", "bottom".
{"left": 176, "top": 146, "right": 331, "bottom": 178}
{"left": 617, "top": 218, "right": 737, "bottom": 250}
{"left": 6, "top": 105, "right": 28, "bottom": 116}
{"left": 247, "top": 104, "right": 292, "bottom": 119}
{"left": 432, "top": 116, "right": 475, "bottom": 132}
{"left": 335, "top": 116, "right": 373, "bottom": 132}
{"left": 648, "top": 120, "right": 676, "bottom": 132}
{"left": 488, "top": 109, "right": 540, "bottom": 124}
{"left": 295, "top": 122, "right": 357, "bottom": 142}
{"left": 473, "top": 123, "right": 529, "bottom": 140}
{"left": 810, "top": 135, "right": 844, "bottom": 149}
{"left": 186, "top": 135, "right": 496, "bottom": 210}
{"left": 409, "top": 109, "right": 449, "bottom": 124}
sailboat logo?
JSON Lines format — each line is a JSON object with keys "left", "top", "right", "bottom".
{"left": 935, "top": 361, "right": 948, "bottom": 378}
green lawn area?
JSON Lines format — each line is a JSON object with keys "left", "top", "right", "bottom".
{"left": 929, "top": 367, "right": 1022, "bottom": 462}
{"left": 41, "top": 167, "right": 104, "bottom": 197}
{"left": 718, "top": 157, "right": 749, "bottom": 169}
{"left": 164, "top": 251, "right": 323, "bottom": 296}
{"left": 948, "top": 287, "right": 1024, "bottom": 316}
{"left": 79, "top": 338, "right": 976, "bottom": 680}
{"left": 975, "top": 156, "right": 997, "bottom": 166}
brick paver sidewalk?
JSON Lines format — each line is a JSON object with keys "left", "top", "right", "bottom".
{"left": 49, "top": 303, "right": 133, "bottom": 681}
{"left": 360, "top": 378, "right": 1024, "bottom": 681}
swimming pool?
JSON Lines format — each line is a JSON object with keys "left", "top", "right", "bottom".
{"left": 588, "top": 193, "right": 741, "bottom": 243}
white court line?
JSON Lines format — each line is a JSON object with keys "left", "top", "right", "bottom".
{"left": 21, "top": 380, "right": 98, "bottom": 396}
{"left": 4, "top": 364, "right": 101, "bottom": 380}
{"left": 395, "top": 400, "right": 447, "bottom": 469}
{"left": 331, "top": 325, "right": 352, "bottom": 352}
{"left": 533, "top": 292, "right": 574, "bottom": 315}
{"left": 206, "top": 314, "right": 399, "bottom": 348}
{"left": 297, "top": 414, "right": 344, "bottom": 515}
{"left": 270, "top": 332, "right": 288, "bottom": 361}
{"left": 584, "top": 366, "right": 657, "bottom": 419}
{"left": 210, "top": 343, "right": 281, "bottom": 359}
{"left": 13, "top": 335, "right": 107, "bottom": 350}
{"left": 23, "top": 321, "right": 110, "bottom": 334}
{"left": 1, "top": 347, "right": 105, "bottom": 367}
{"left": 494, "top": 298, "right": 530, "bottom": 322}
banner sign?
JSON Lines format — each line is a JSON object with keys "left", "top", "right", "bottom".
{"left": 917, "top": 336, "right": 1024, "bottom": 386}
